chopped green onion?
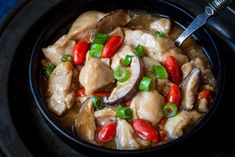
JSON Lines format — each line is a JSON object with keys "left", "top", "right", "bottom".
{"left": 91, "top": 33, "right": 108, "bottom": 46}
{"left": 114, "top": 66, "right": 130, "bottom": 83}
{"left": 115, "top": 105, "right": 133, "bottom": 119}
{"left": 135, "top": 44, "right": 144, "bottom": 57}
{"left": 163, "top": 103, "right": 178, "bottom": 118}
{"left": 61, "top": 54, "right": 72, "bottom": 62}
{"left": 153, "top": 65, "right": 168, "bottom": 79}
{"left": 91, "top": 96, "right": 104, "bottom": 110}
{"left": 138, "top": 77, "right": 152, "bottom": 91}
{"left": 123, "top": 55, "right": 132, "bottom": 66}
{"left": 44, "top": 64, "right": 55, "bottom": 78}
{"left": 154, "top": 31, "right": 166, "bottom": 38}
{"left": 89, "top": 44, "right": 103, "bottom": 58}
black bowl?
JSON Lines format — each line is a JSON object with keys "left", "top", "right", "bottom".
{"left": 29, "top": 0, "right": 224, "bottom": 156}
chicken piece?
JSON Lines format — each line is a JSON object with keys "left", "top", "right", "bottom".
{"left": 150, "top": 18, "right": 171, "bottom": 34}
{"left": 180, "top": 68, "right": 201, "bottom": 110}
{"left": 42, "top": 35, "right": 76, "bottom": 65}
{"left": 75, "top": 99, "right": 96, "bottom": 143}
{"left": 79, "top": 58, "right": 114, "bottom": 95}
{"left": 197, "top": 98, "right": 209, "bottom": 113}
{"left": 130, "top": 90, "right": 165, "bottom": 125}
{"left": 90, "top": 9, "right": 131, "bottom": 41}
{"left": 124, "top": 29, "right": 188, "bottom": 66}
{"left": 47, "top": 62, "right": 75, "bottom": 116}
{"left": 108, "top": 27, "right": 124, "bottom": 38}
{"left": 116, "top": 119, "right": 140, "bottom": 150}
{"left": 111, "top": 45, "right": 136, "bottom": 70}
{"left": 181, "top": 58, "right": 216, "bottom": 88}
{"left": 142, "top": 56, "right": 160, "bottom": 72}
{"left": 165, "top": 110, "right": 202, "bottom": 139}
{"left": 85, "top": 51, "right": 111, "bottom": 67}
{"left": 68, "top": 11, "right": 106, "bottom": 41}
{"left": 156, "top": 78, "right": 173, "bottom": 97}
{"left": 94, "top": 107, "right": 116, "bottom": 126}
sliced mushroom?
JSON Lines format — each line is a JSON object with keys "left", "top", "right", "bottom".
{"left": 116, "top": 119, "right": 140, "bottom": 150}
{"left": 79, "top": 58, "right": 114, "bottom": 95}
{"left": 90, "top": 9, "right": 131, "bottom": 41}
{"left": 111, "top": 45, "right": 136, "bottom": 70}
{"left": 47, "top": 62, "right": 76, "bottom": 116}
{"left": 75, "top": 99, "right": 96, "bottom": 143}
{"left": 94, "top": 107, "right": 116, "bottom": 126}
{"left": 165, "top": 110, "right": 202, "bottom": 139}
{"left": 180, "top": 68, "right": 201, "bottom": 110}
{"left": 42, "top": 35, "right": 76, "bottom": 65}
{"left": 130, "top": 90, "right": 165, "bottom": 125}
{"left": 68, "top": 11, "right": 106, "bottom": 41}
{"left": 107, "top": 56, "right": 144, "bottom": 105}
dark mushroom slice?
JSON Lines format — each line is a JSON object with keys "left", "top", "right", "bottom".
{"left": 107, "top": 56, "right": 144, "bottom": 105}
{"left": 90, "top": 9, "right": 131, "bottom": 41}
{"left": 180, "top": 68, "right": 201, "bottom": 110}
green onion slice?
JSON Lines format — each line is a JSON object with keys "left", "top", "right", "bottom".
{"left": 91, "top": 32, "right": 108, "bottom": 46}
{"left": 115, "top": 105, "right": 133, "bottom": 119}
{"left": 89, "top": 44, "right": 103, "bottom": 58}
{"left": 61, "top": 54, "right": 72, "bottom": 62}
{"left": 91, "top": 96, "right": 104, "bottom": 110}
{"left": 163, "top": 103, "right": 178, "bottom": 118}
{"left": 138, "top": 77, "right": 152, "bottom": 91}
{"left": 114, "top": 66, "right": 130, "bottom": 83}
{"left": 123, "top": 55, "right": 133, "bottom": 66}
{"left": 154, "top": 31, "right": 166, "bottom": 38}
{"left": 44, "top": 64, "right": 55, "bottom": 78}
{"left": 135, "top": 44, "right": 144, "bottom": 57}
{"left": 153, "top": 65, "right": 168, "bottom": 79}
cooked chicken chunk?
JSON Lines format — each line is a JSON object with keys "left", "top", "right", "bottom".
{"left": 42, "top": 35, "right": 76, "bottom": 65}
{"left": 165, "top": 111, "right": 202, "bottom": 139}
{"left": 94, "top": 107, "right": 116, "bottom": 126}
{"left": 180, "top": 68, "right": 201, "bottom": 110}
{"left": 90, "top": 9, "right": 131, "bottom": 41}
{"left": 111, "top": 45, "right": 135, "bottom": 70}
{"left": 116, "top": 119, "right": 140, "bottom": 150}
{"left": 75, "top": 99, "right": 96, "bottom": 143}
{"left": 150, "top": 18, "right": 171, "bottom": 34}
{"left": 197, "top": 98, "right": 209, "bottom": 113}
{"left": 156, "top": 78, "right": 173, "bottom": 97}
{"left": 68, "top": 11, "right": 106, "bottom": 41}
{"left": 79, "top": 58, "right": 114, "bottom": 95}
{"left": 142, "top": 56, "right": 160, "bottom": 72}
{"left": 124, "top": 29, "right": 188, "bottom": 66}
{"left": 47, "top": 62, "right": 75, "bottom": 116}
{"left": 130, "top": 90, "right": 165, "bottom": 125}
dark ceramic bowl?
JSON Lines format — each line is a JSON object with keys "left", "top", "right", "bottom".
{"left": 29, "top": 0, "right": 224, "bottom": 156}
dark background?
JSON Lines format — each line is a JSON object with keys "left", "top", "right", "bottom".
{"left": 0, "top": 0, "right": 235, "bottom": 157}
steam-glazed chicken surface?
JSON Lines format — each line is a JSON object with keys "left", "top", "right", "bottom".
{"left": 41, "top": 10, "right": 215, "bottom": 149}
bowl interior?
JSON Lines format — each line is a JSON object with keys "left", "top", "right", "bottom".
{"left": 29, "top": 0, "right": 223, "bottom": 155}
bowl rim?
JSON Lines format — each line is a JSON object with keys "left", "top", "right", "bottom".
{"left": 29, "top": 0, "right": 224, "bottom": 154}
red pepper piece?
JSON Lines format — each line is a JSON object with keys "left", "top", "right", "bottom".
{"left": 73, "top": 40, "right": 89, "bottom": 65}
{"left": 102, "top": 36, "right": 122, "bottom": 58}
{"left": 98, "top": 123, "right": 116, "bottom": 142}
{"left": 165, "top": 56, "right": 182, "bottom": 85}
{"left": 77, "top": 88, "right": 86, "bottom": 96}
{"left": 132, "top": 119, "right": 159, "bottom": 143}
{"left": 198, "top": 89, "right": 211, "bottom": 99}
{"left": 167, "top": 84, "right": 181, "bottom": 107}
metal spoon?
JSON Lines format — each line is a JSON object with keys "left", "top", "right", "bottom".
{"left": 175, "top": 0, "right": 233, "bottom": 47}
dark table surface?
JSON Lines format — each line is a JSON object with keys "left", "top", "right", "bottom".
{"left": 0, "top": 0, "right": 235, "bottom": 157}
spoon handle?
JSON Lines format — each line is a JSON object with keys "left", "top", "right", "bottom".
{"left": 175, "top": 0, "right": 232, "bottom": 47}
